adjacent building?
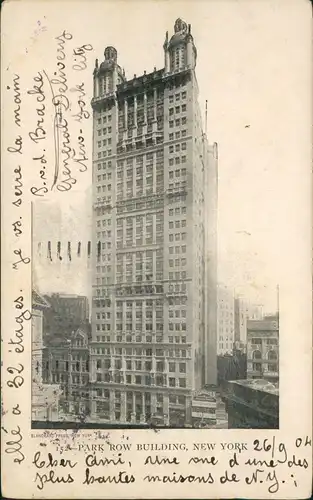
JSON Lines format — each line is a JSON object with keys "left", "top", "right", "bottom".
{"left": 246, "top": 314, "right": 279, "bottom": 382}
{"left": 90, "top": 18, "right": 218, "bottom": 426}
{"left": 191, "top": 388, "right": 217, "bottom": 428}
{"left": 43, "top": 293, "right": 90, "bottom": 341}
{"left": 42, "top": 328, "right": 90, "bottom": 418}
{"left": 224, "top": 379, "right": 279, "bottom": 429}
{"left": 234, "top": 296, "right": 263, "bottom": 344}
{"left": 217, "top": 284, "right": 235, "bottom": 354}
{"left": 217, "top": 350, "right": 247, "bottom": 393}
{"left": 32, "top": 290, "right": 62, "bottom": 422}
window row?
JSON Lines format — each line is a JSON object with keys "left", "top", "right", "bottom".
{"left": 169, "top": 92, "right": 187, "bottom": 104}
{"left": 97, "top": 173, "right": 112, "bottom": 182}
{"left": 169, "top": 129, "right": 187, "bottom": 140}
{"left": 168, "top": 322, "right": 187, "bottom": 331}
{"left": 115, "top": 310, "right": 164, "bottom": 320}
{"left": 169, "top": 309, "right": 186, "bottom": 318}
{"left": 168, "top": 283, "right": 187, "bottom": 293}
{"left": 96, "top": 265, "right": 112, "bottom": 274}
{"left": 97, "top": 150, "right": 112, "bottom": 159}
{"left": 250, "top": 337, "right": 278, "bottom": 345}
{"left": 95, "top": 372, "right": 187, "bottom": 388}
{"left": 96, "top": 161, "right": 112, "bottom": 170}
{"left": 169, "top": 117, "right": 187, "bottom": 128}
{"left": 169, "top": 232, "right": 187, "bottom": 242}
{"left": 169, "top": 105, "right": 187, "bottom": 116}
{"left": 91, "top": 347, "right": 189, "bottom": 359}
{"left": 169, "top": 207, "right": 186, "bottom": 217}
{"left": 168, "top": 193, "right": 187, "bottom": 204}
{"left": 97, "top": 115, "right": 112, "bottom": 125}
{"left": 95, "top": 197, "right": 112, "bottom": 205}
{"left": 97, "top": 126, "right": 112, "bottom": 135}
{"left": 169, "top": 220, "right": 186, "bottom": 229}
{"left": 169, "top": 258, "right": 187, "bottom": 268}
{"left": 116, "top": 152, "right": 163, "bottom": 168}
{"left": 117, "top": 165, "right": 162, "bottom": 179}
{"left": 169, "top": 156, "right": 187, "bottom": 166}
{"left": 116, "top": 323, "right": 164, "bottom": 331}
{"left": 97, "top": 139, "right": 112, "bottom": 148}
{"left": 95, "top": 323, "right": 111, "bottom": 331}
{"left": 169, "top": 245, "right": 187, "bottom": 255}
{"left": 96, "top": 184, "right": 112, "bottom": 193}
{"left": 169, "top": 143, "right": 187, "bottom": 154}
{"left": 96, "top": 219, "right": 112, "bottom": 228}
{"left": 96, "top": 230, "right": 111, "bottom": 238}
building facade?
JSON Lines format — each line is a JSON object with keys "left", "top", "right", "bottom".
{"left": 42, "top": 328, "right": 90, "bottom": 417}
{"left": 191, "top": 388, "right": 217, "bottom": 428}
{"left": 90, "top": 18, "right": 217, "bottom": 426}
{"left": 43, "top": 293, "right": 90, "bottom": 340}
{"left": 32, "top": 290, "right": 62, "bottom": 422}
{"left": 225, "top": 379, "right": 279, "bottom": 429}
{"left": 217, "top": 284, "right": 235, "bottom": 354}
{"left": 246, "top": 314, "right": 279, "bottom": 382}
{"left": 234, "top": 297, "right": 263, "bottom": 344}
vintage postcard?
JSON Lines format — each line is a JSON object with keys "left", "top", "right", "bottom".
{"left": 1, "top": 0, "right": 312, "bottom": 498}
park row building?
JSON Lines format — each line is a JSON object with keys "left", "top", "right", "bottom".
{"left": 90, "top": 18, "right": 218, "bottom": 426}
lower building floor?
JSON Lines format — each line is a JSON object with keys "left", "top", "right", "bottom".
{"left": 90, "top": 387, "right": 191, "bottom": 426}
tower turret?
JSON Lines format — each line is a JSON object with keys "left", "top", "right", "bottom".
{"left": 93, "top": 46, "right": 126, "bottom": 99}
{"left": 167, "top": 18, "right": 197, "bottom": 72}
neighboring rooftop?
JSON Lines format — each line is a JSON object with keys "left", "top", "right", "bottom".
{"left": 229, "top": 378, "right": 279, "bottom": 395}
{"left": 247, "top": 317, "right": 279, "bottom": 332}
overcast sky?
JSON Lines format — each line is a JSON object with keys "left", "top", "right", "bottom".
{"left": 29, "top": 1, "right": 311, "bottom": 314}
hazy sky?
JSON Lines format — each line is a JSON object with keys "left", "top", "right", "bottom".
{"left": 29, "top": 1, "right": 311, "bottom": 313}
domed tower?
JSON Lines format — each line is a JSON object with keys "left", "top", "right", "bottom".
{"left": 93, "top": 46, "right": 125, "bottom": 99}
{"left": 164, "top": 18, "right": 197, "bottom": 74}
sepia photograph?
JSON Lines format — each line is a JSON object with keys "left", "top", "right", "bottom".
{"left": 31, "top": 16, "right": 280, "bottom": 431}
{"left": 2, "top": 2, "right": 311, "bottom": 498}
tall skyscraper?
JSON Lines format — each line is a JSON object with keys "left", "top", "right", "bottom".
{"left": 90, "top": 18, "right": 217, "bottom": 426}
{"left": 217, "top": 284, "right": 235, "bottom": 355}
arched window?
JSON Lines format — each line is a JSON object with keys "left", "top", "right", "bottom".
{"left": 268, "top": 350, "right": 277, "bottom": 361}
{"left": 252, "top": 349, "right": 261, "bottom": 360}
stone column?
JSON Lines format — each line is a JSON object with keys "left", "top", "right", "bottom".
{"left": 164, "top": 358, "right": 169, "bottom": 374}
{"left": 91, "top": 397, "right": 97, "bottom": 417}
{"left": 121, "top": 392, "right": 126, "bottom": 422}
{"left": 151, "top": 393, "right": 157, "bottom": 416}
{"left": 164, "top": 395, "right": 170, "bottom": 426}
{"left": 131, "top": 392, "right": 136, "bottom": 423}
{"left": 140, "top": 392, "right": 146, "bottom": 423}
{"left": 133, "top": 95, "right": 137, "bottom": 128}
{"left": 93, "top": 75, "right": 97, "bottom": 98}
{"left": 164, "top": 49, "right": 169, "bottom": 73}
{"left": 124, "top": 99, "right": 128, "bottom": 129}
{"left": 153, "top": 88, "right": 157, "bottom": 121}
{"left": 48, "top": 351, "right": 53, "bottom": 384}
{"left": 112, "top": 68, "right": 117, "bottom": 91}
{"left": 143, "top": 92, "right": 147, "bottom": 123}
{"left": 96, "top": 76, "right": 100, "bottom": 98}
{"left": 109, "top": 390, "right": 115, "bottom": 421}
{"left": 152, "top": 355, "right": 156, "bottom": 372}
